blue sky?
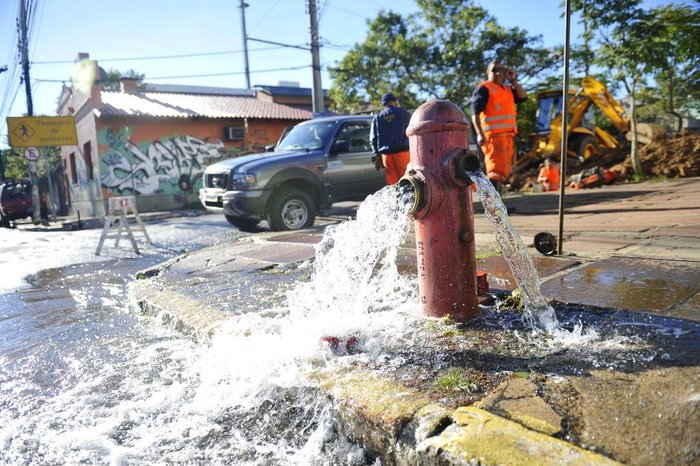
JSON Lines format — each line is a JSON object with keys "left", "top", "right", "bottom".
{"left": 0, "top": 0, "right": 689, "bottom": 146}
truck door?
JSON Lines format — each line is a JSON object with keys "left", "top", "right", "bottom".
{"left": 326, "top": 120, "right": 386, "bottom": 199}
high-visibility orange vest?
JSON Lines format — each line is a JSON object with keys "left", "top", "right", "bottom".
{"left": 538, "top": 165, "right": 560, "bottom": 186}
{"left": 478, "top": 81, "right": 518, "bottom": 137}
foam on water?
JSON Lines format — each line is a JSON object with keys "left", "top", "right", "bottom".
{"left": 1, "top": 186, "right": 418, "bottom": 464}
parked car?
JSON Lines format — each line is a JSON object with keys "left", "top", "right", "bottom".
{"left": 199, "top": 115, "right": 385, "bottom": 231}
{"left": 0, "top": 180, "right": 44, "bottom": 228}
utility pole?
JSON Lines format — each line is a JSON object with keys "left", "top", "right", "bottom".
{"left": 19, "top": 0, "right": 33, "bottom": 116}
{"left": 557, "top": 0, "right": 572, "bottom": 256}
{"left": 307, "top": 0, "right": 324, "bottom": 114}
{"left": 239, "top": 0, "right": 251, "bottom": 89}
{"left": 19, "top": 0, "right": 41, "bottom": 224}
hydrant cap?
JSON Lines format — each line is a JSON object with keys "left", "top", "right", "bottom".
{"left": 407, "top": 100, "right": 469, "bottom": 136}
{"left": 534, "top": 232, "right": 557, "bottom": 256}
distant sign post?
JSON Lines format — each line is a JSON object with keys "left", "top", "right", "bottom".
{"left": 24, "top": 147, "right": 40, "bottom": 161}
{"left": 27, "top": 158, "right": 41, "bottom": 224}
{"left": 6, "top": 116, "right": 77, "bottom": 148}
{"left": 6, "top": 117, "right": 76, "bottom": 224}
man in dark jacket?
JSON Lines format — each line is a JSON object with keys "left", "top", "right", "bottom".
{"left": 370, "top": 93, "right": 411, "bottom": 185}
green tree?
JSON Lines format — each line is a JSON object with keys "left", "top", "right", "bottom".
{"left": 1, "top": 146, "right": 61, "bottom": 181}
{"left": 644, "top": 4, "right": 700, "bottom": 132}
{"left": 329, "top": 0, "right": 560, "bottom": 115}
{"left": 572, "top": 0, "right": 658, "bottom": 175}
{"left": 100, "top": 68, "right": 145, "bottom": 92}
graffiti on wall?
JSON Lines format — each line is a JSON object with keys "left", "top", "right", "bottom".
{"left": 98, "top": 127, "right": 229, "bottom": 195}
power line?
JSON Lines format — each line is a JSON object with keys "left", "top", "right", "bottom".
{"left": 325, "top": 4, "right": 366, "bottom": 19}
{"left": 247, "top": 37, "right": 310, "bottom": 51}
{"left": 145, "top": 65, "right": 310, "bottom": 80}
{"left": 249, "top": 0, "right": 283, "bottom": 32}
{"left": 319, "top": 38, "right": 351, "bottom": 51}
{"left": 30, "top": 46, "right": 285, "bottom": 65}
{"left": 0, "top": 0, "right": 20, "bottom": 122}
{"left": 318, "top": 0, "right": 330, "bottom": 25}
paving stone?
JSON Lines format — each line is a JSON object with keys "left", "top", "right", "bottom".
{"left": 267, "top": 231, "right": 325, "bottom": 244}
{"left": 561, "top": 368, "right": 700, "bottom": 466}
{"left": 541, "top": 257, "right": 700, "bottom": 315}
{"left": 477, "top": 254, "right": 579, "bottom": 291}
{"left": 668, "top": 291, "right": 700, "bottom": 321}
{"left": 497, "top": 397, "right": 563, "bottom": 435}
{"left": 237, "top": 243, "right": 316, "bottom": 264}
{"left": 419, "top": 407, "right": 618, "bottom": 465}
{"left": 502, "top": 377, "right": 538, "bottom": 398}
{"left": 560, "top": 235, "right": 637, "bottom": 257}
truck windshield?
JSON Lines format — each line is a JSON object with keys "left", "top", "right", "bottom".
{"left": 278, "top": 121, "right": 337, "bottom": 151}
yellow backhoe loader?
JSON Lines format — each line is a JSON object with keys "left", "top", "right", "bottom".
{"left": 516, "top": 76, "right": 665, "bottom": 170}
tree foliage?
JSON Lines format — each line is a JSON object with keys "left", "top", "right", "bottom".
{"left": 571, "top": 0, "right": 698, "bottom": 174}
{"left": 100, "top": 68, "right": 145, "bottom": 92}
{"left": 644, "top": 4, "right": 700, "bottom": 128}
{"left": 1, "top": 146, "right": 61, "bottom": 181}
{"left": 328, "top": 0, "right": 560, "bottom": 114}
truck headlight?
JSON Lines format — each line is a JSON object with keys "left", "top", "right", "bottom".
{"left": 231, "top": 173, "right": 257, "bottom": 189}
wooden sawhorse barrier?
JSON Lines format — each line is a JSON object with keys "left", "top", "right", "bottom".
{"left": 95, "top": 196, "right": 152, "bottom": 255}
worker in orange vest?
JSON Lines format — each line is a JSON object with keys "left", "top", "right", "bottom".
{"left": 471, "top": 61, "right": 528, "bottom": 193}
{"left": 537, "top": 157, "right": 561, "bottom": 192}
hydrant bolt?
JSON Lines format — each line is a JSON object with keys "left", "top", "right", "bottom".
{"left": 460, "top": 229, "right": 474, "bottom": 243}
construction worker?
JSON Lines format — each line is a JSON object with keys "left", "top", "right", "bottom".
{"left": 471, "top": 61, "right": 528, "bottom": 193}
{"left": 370, "top": 93, "right": 411, "bottom": 185}
{"left": 537, "top": 157, "right": 561, "bottom": 192}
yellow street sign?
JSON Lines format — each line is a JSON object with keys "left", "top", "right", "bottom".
{"left": 6, "top": 116, "right": 78, "bottom": 148}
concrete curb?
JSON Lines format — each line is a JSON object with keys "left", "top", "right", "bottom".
{"left": 315, "top": 368, "right": 621, "bottom": 465}
{"left": 130, "top": 280, "right": 223, "bottom": 343}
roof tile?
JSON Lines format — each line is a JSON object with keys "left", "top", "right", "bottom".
{"left": 99, "top": 91, "right": 313, "bottom": 120}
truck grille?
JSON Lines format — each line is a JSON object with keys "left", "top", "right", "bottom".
{"left": 205, "top": 173, "right": 229, "bottom": 189}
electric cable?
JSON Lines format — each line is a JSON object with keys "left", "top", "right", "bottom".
{"left": 249, "top": 0, "right": 283, "bottom": 32}
{"left": 325, "top": 4, "right": 366, "bottom": 19}
{"left": 30, "top": 46, "right": 286, "bottom": 65}
{"left": 147, "top": 64, "right": 309, "bottom": 80}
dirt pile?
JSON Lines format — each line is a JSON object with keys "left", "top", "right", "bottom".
{"left": 511, "top": 131, "right": 700, "bottom": 192}
{"left": 611, "top": 130, "right": 700, "bottom": 179}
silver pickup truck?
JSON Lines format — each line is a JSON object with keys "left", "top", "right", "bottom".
{"left": 199, "top": 115, "right": 386, "bottom": 231}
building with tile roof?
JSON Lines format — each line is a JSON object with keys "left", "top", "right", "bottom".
{"left": 56, "top": 54, "right": 315, "bottom": 216}
{"left": 254, "top": 82, "right": 333, "bottom": 112}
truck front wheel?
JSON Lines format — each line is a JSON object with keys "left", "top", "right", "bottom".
{"left": 267, "top": 188, "right": 316, "bottom": 231}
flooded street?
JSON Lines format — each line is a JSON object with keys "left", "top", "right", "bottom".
{"left": 2, "top": 186, "right": 699, "bottom": 465}
{"left": 0, "top": 197, "right": 413, "bottom": 465}
{"left": 0, "top": 215, "right": 260, "bottom": 464}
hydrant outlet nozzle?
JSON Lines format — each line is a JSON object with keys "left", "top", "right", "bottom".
{"left": 455, "top": 150, "right": 482, "bottom": 184}
{"left": 398, "top": 172, "right": 425, "bottom": 217}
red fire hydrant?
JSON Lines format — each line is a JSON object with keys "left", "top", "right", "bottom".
{"left": 398, "top": 100, "right": 481, "bottom": 322}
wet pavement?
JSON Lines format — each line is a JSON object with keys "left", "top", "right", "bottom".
{"left": 17, "top": 177, "right": 700, "bottom": 464}
{"left": 124, "top": 179, "right": 700, "bottom": 464}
